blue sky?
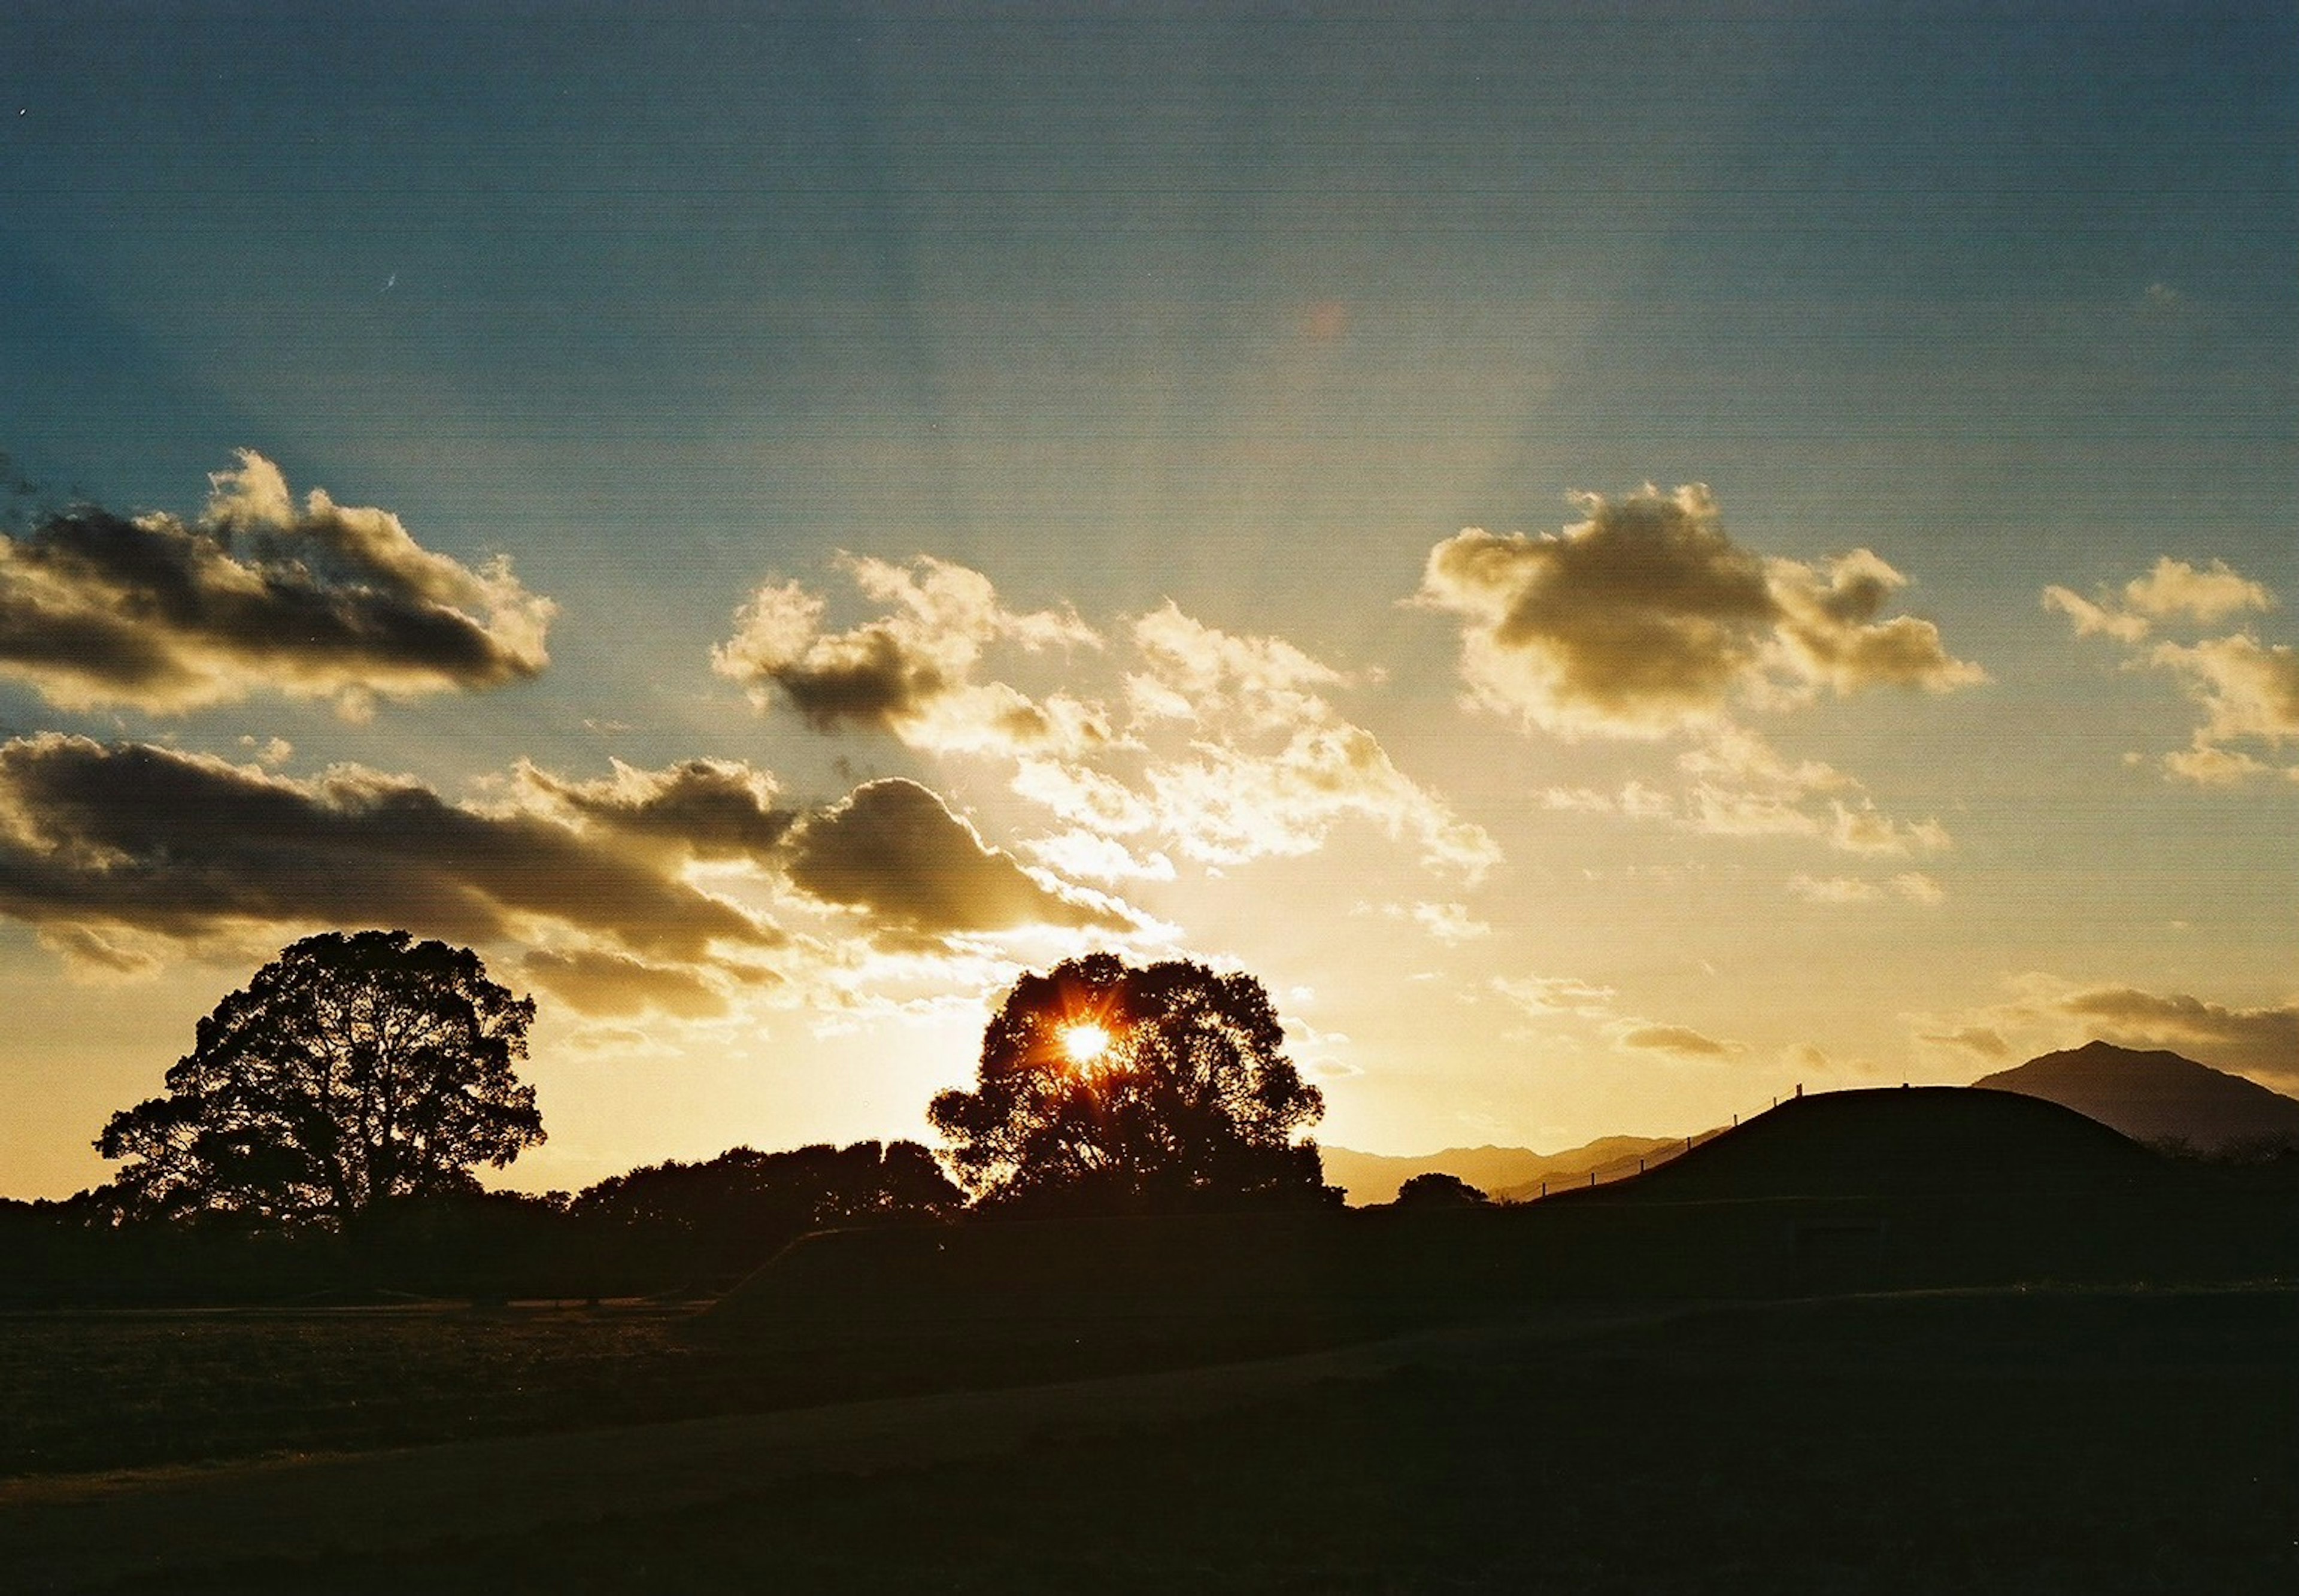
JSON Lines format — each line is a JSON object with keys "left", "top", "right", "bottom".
{"left": 2, "top": 4, "right": 2292, "bottom": 1198}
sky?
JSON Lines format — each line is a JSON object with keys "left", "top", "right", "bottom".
{"left": 1, "top": 2, "right": 2293, "bottom": 1200}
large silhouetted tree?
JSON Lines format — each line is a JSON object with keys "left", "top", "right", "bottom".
{"left": 96, "top": 931, "right": 543, "bottom": 1225}
{"left": 928, "top": 953, "right": 1331, "bottom": 1215}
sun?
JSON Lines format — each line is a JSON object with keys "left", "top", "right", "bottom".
{"left": 1059, "top": 1022, "right": 1112, "bottom": 1066}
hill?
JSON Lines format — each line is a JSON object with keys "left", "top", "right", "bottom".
{"left": 1321, "top": 1136, "right": 1681, "bottom": 1205}
{"left": 1609, "top": 1085, "right": 2164, "bottom": 1201}
{"left": 1973, "top": 1040, "right": 2299, "bottom": 1154}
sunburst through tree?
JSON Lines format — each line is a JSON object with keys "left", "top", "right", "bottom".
{"left": 929, "top": 953, "right": 1333, "bottom": 1215}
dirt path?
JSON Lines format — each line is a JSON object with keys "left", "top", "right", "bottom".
{"left": 0, "top": 1309, "right": 1663, "bottom": 1594}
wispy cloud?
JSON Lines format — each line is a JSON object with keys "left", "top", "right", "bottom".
{"left": 715, "top": 559, "right": 1499, "bottom": 884}
{"left": 1542, "top": 724, "right": 1952, "bottom": 860}
{"left": 0, "top": 453, "right": 552, "bottom": 717}
{"left": 2046, "top": 557, "right": 2296, "bottom": 785}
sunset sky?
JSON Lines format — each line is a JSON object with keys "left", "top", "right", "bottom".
{"left": 2, "top": 3, "right": 2293, "bottom": 1200}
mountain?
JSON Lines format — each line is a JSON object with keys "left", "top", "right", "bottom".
{"left": 1973, "top": 1041, "right": 2299, "bottom": 1154}
{"left": 1320, "top": 1136, "right": 1681, "bottom": 1206}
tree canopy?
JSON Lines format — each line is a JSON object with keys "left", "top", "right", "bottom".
{"left": 96, "top": 931, "right": 543, "bottom": 1225}
{"left": 1394, "top": 1172, "right": 1489, "bottom": 1209}
{"left": 928, "top": 953, "right": 1331, "bottom": 1215}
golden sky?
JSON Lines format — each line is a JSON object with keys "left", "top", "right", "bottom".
{"left": 1, "top": 5, "right": 2292, "bottom": 1197}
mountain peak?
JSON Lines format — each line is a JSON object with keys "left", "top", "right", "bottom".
{"left": 1975, "top": 1041, "right": 2299, "bottom": 1152}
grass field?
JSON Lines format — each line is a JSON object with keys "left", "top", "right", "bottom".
{"left": 5, "top": 1284, "right": 2295, "bottom": 1594}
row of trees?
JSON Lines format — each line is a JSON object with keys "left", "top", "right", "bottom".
{"left": 33, "top": 931, "right": 1339, "bottom": 1289}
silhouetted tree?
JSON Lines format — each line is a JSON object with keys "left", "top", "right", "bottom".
{"left": 569, "top": 1139, "right": 962, "bottom": 1285}
{"left": 96, "top": 931, "right": 542, "bottom": 1226}
{"left": 929, "top": 953, "right": 1332, "bottom": 1215}
{"left": 1394, "top": 1171, "right": 1488, "bottom": 1208}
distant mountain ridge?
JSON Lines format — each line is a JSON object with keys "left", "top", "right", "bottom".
{"left": 1321, "top": 1136, "right": 1683, "bottom": 1206}
{"left": 1974, "top": 1040, "right": 2299, "bottom": 1154}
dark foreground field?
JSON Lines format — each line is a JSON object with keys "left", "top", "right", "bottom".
{"left": 4, "top": 1284, "right": 2295, "bottom": 1594}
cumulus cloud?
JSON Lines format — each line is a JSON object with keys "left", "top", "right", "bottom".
{"left": 0, "top": 739, "right": 1138, "bottom": 1005}
{"left": 517, "top": 757, "right": 797, "bottom": 860}
{"left": 1415, "top": 484, "right": 1982, "bottom": 739}
{"left": 2047, "top": 557, "right": 2296, "bottom": 784}
{"left": 2120, "top": 558, "right": 2271, "bottom": 627}
{"left": 0, "top": 452, "right": 552, "bottom": 717}
{"left": 2149, "top": 635, "right": 2299, "bottom": 749}
{"left": 780, "top": 778, "right": 1135, "bottom": 943}
{"left": 0, "top": 736, "right": 768, "bottom": 967}
{"left": 711, "top": 554, "right": 1105, "bottom": 754}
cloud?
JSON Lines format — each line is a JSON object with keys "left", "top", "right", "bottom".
{"left": 1887, "top": 872, "right": 1946, "bottom": 905}
{"left": 0, "top": 736, "right": 769, "bottom": 967}
{"left": 518, "top": 757, "right": 797, "bottom": 860}
{"left": 2048, "top": 558, "right": 2295, "bottom": 784}
{"left": 1787, "top": 870, "right": 1945, "bottom": 905}
{"left": 779, "top": 778, "right": 1135, "bottom": 943}
{"left": 1611, "top": 1022, "right": 1737, "bottom": 1058}
{"left": 1915, "top": 976, "right": 2299, "bottom": 1088}
{"left": 1141, "top": 721, "right": 1502, "bottom": 878}
{"left": 1415, "top": 484, "right": 1982, "bottom": 739}
{"left": 2055, "top": 985, "right": 2299, "bottom": 1085}
{"left": 2149, "top": 635, "right": 2299, "bottom": 748}
{"left": 2041, "top": 585, "right": 2152, "bottom": 644}
{"left": 0, "top": 452, "right": 553, "bottom": 717}
{"left": 1787, "top": 874, "right": 1882, "bottom": 903}
{"left": 711, "top": 555, "right": 1105, "bottom": 754}
{"left": 0, "top": 740, "right": 1137, "bottom": 1009}
{"left": 1023, "top": 829, "right": 1176, "bottom": 884}
{"left": 1546, "top": 726, "right": 1952, "bottom": 860}
{"left": 719, "top": 560, "right": 1498, "bottom": 885}
{"left": 1411, "top": 902, "right": 1490, "bottom": 944}
{"left": 1491, "top": 975, "right": 1618, "bottom": 1018}
{"left": 2123, "top": 557, "right": 2274, "bottom": 625}
{"left": 1919, "top": 1025, "right": 2010, "bottom": 1060}
{"left": 520, "top": 948, "right": 739, "bottom": 1020}
{"left": 1126, "top": 602, "right": 1358, "bottom": 731}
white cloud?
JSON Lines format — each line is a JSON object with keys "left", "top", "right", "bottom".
{"left": 1543, "top": 726, "right": 1952, "bottom": 860}
{"left": 1411, "top": 901, "right": 1490, "bottom": 944}
{"left": 1491, "top": 974, "right": 1618, "bottom": 1018}
{"left": 2048, "top": 557, "right": 2297, "bottom": 785}
{"left": 717, "top": 562, "right": 1499, "bottom": 885}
